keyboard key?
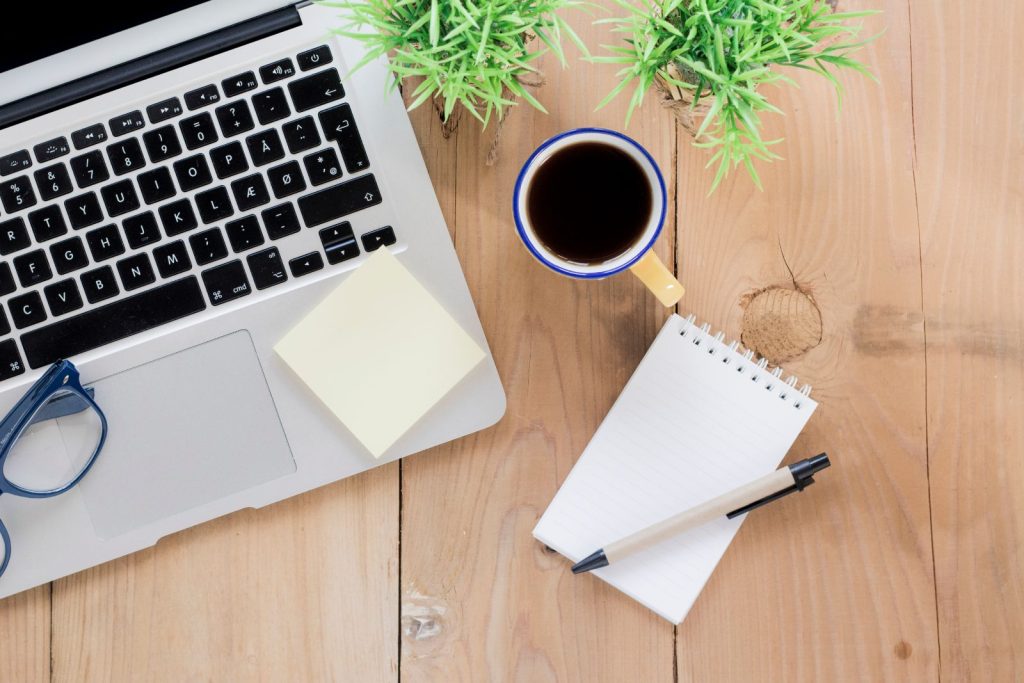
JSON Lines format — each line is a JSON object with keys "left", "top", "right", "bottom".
{"left": 225, "top": 215, "right": 264, "bottom": 253}
{"left": 9, "top": 291, "right": 46, "bottom": 330}
{"left": 202, "top": 260, "right": 251, "bottom": 305}
{"left": 109, "top": 110, "right": 145, "bottom": 137}
{"left": 180, "top": 113, "right": 219, "bottom": 150}
{"left": 297, "top": 45, "right": 333, "bottom": 71}
{"left": 0, "top": 340, "right": 24, "bottom": 380}
{"left": 289, "top": 69, "right": 344, "bottom": 112}
{"left": 101, "top": 179, "right": 141, "bottom": 217}
{"left": 184, "top": 84, "right": 221, "bottom": 110}
{"left": 14, "top": 249, "right": 52, "bottom": 287}
{"left": 298, "top": 173, "right": 381, "bottom": 227}
{"left": 210, "top": 142, "right": 248, "bottom": 179}
{"left": 222, "top": 71, "right": 258, "bottom": 97}
{"left": 71, "top": 124, "right": 108, "bottom": 150}
{"left": 70, "top": 151, "right": 110, "bottom": 188}
{"left": 0, "top": 262, "right": 15, "bottom": 296}
{"left": 247, "top": 247, "right": 287, "bottom": 289}
{"left": 173, "top": 154, "right": 213, "bottom": 192}
{"left": 252, "top": 87, "right": 291, "bottom": 126}
{"left": 282, "top": 116, "right": 321, "bottom": 154}
{"left": 362, "top": 226, "right": 397, "bottom": 252}
{"left": 21, "top": 276, "right": 206, "bottom": 369}
{"left": 189, "top": 228, "right": 228, "bottom": 265}
{"left": 320, "top": 222, "right": 359, "bottom": 264}
{"left": 33, "top": 137, "right": 70, "bottom": 163}
{"left": 303, "top": 148, "right": 343, "bottom": 186}
{"left": 85, "top": 224, "right": 126, "bottom": 261}
{"left": 0, "top": 218, "right": 30, "bottom": 255}
{"left": 158, "top": 199, "right": 199, "bottom": 236}
{"left": 362, "top": 227, "right": 397, "bottom": 253}
{"left": 195, "top": 186, "right": 234, "bottom": 224}
{"left": 260, "top": 58, "right": 296, "bottom": 84}
{"left": 107, "top": 139, "right": 146, "bottom": 175}
{"left": 143, "top": 125, "right": 183, "bottom": 163}
{"left": 147, "top": 97, "right": 184, "bottom": 124}
{"left": 34, "top": 163, "right": 74, "bottom": 200}
{"left": 28, "top": 205, "right": 68, "bottom": 242}
{"left": 215, "top": 101, "right": 255, "bottom": 137}
{"left": 231, "top": 174, "right": 270, "bottom": 211}
{"left": 268, "top": 160, "right": 306, "bottom": 198}
{"left": 50, "top": 236, "right": 89, "bottom": 274}
{"left": 64, "top": 192, "right": 103, "bottom": 229}
{"left": 153, "top": 240, "right": 192, "bottom": 278}
{"left": 320, "top": 104, "right": 370, "bottom": 173}
{"left": 0, "top": 151, "right": 31, "bottom": 176}
{"left": 289, "top": 251, "right": 324, "bottom": 277}
{"left": 246, "top": 129, "right": 285, "bottom": 166}
{"left": 80, "top": 265, "right": 119, "bottom": 304}
{"left": 0, "top": 176, "right": 37, "bottom": 213}
{"left": 0, "top": 309, "right": 9, "bottom": 337}
{"left": 261, "top": 203, "right": 301, "bottom": 240}
{"left": 123, "top": 212, "right": 162, "bottom": 248}
{"left": 43, "top": 279, "right": 84, "bottom": 316}
{"left": 117, "top": 252, "right": 156, "bottom": 291}
{"left": 137, "top": 167, "right": 177, "bottom": 204}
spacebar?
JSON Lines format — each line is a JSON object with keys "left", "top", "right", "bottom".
{"left": 21, "top": 277, "right": 207, "bottom": 369}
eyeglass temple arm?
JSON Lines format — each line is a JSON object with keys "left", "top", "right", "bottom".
{"left": 27, "top": 387, "right": 97, "bottom": 426}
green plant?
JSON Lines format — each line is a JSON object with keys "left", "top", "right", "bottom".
{"left": 323, "top": 0, "right": 587, "bottom": 124}
{"left": 597, "top": 0, "right": 878, "bottom": 190}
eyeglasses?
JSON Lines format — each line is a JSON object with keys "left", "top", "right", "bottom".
{"left": 0, "top": 360, "right": 107, "bottom": 578}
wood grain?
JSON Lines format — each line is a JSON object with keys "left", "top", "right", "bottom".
{"left": 50, "top": 466, "right": 399, "bottom": 682}
{"left": 672, "top": 0, "right": 939, "bottom": 679}
{"left": 397, "top": 9, "right": 678, "bottom": 681}
{"left": 0, "top": 585, "right": 49, "bottom": 683}
{"left": 910, "top": 1, "right": 1024, "bottom": 679}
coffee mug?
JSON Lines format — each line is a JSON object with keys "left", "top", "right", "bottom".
{"left": 513, "top": 128, "right": 683, "bottom": 306}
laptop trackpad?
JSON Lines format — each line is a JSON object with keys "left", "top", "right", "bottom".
{"left": 78, "top": 331, "right": 296, "bottom": 539}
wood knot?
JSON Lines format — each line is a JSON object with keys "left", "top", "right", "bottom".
{"left": 401, "top": 591, "right": 447, "bottom": 644}
{"left": 740, "top": 286, "right": 822, "bottom": 365}
{"left": 893, "top": 640, "right": 913, "bottom": 659}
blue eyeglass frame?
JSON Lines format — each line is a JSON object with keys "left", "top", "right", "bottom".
{"left": 0, "top": 359, "right": 107, "bottom": 578}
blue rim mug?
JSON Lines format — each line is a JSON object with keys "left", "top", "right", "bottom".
{"left": 513, "top": 128, "right": 684, "bottom": 306}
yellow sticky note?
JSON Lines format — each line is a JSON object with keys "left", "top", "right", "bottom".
{"left": 275, "top": 248, "right": 486, "bottom": 458}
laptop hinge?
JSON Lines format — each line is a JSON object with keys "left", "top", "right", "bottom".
{"left": 0, "top": 6, "right": 302, "bottom": 131}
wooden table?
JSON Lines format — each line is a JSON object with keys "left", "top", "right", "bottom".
{"left": 2, "top": 0, "right": 1021, "bottom": 680}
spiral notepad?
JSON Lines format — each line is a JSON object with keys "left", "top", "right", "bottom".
{"left": 533, "top": 313, "right": 818, "bottom": 624}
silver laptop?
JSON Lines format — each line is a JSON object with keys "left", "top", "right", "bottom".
{"left": 0, "top": 1, "right": 505, "bottom": 598}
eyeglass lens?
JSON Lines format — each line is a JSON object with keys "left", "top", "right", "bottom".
{"left": 3, "top": 389, "right": 104, "bottom": 495}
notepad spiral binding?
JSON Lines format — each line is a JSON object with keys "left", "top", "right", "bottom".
{"left": 677, "top": 314, "right": 813, "bottom": 410}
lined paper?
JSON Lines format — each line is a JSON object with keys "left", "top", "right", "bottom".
{"left": 533, "top": 314, "right": 817, "bottom": 623}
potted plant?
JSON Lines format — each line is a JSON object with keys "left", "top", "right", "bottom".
{"left": 325, "top": 0, "right": 586, "bottom": 130}
{"left": 597, "top": 0, "right": 878, "bottom": 190}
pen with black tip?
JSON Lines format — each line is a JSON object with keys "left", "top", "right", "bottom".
{"left": 571, "top": 453, "right": 831, "bottom": 574}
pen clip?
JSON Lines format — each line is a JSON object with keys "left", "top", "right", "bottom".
{"left": 725, "top": 476, "right": 815, "bottom": 519}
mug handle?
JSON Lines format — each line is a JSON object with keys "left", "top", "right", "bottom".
{"left": 629, "top": 251, "right": 685, "bottom": 307}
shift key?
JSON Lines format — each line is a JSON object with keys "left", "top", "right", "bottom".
{"left": 297, "top": 174, "right": 381, "bottom": 227}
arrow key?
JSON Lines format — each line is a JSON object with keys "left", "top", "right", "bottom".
{"left": 289, "top": 251, "right": 324, "bottom": 278}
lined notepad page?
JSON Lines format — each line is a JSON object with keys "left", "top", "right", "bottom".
{"left": 533, "top": 314, "right": 817, "bottom": 624}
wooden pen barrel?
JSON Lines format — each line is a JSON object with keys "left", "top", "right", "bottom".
{"left": 605, "top": 467, "right": 797, "bottom": 563}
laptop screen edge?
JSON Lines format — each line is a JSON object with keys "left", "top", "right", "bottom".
{"left": 0, "top": 0, "right": 298, "bottom": 106}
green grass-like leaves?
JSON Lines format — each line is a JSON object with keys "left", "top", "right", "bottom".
{"left": 597, "top": 0, "right": 879, "bottom": 190}
{"left": 322, "top": 0, "right": 586, "bottom": 125}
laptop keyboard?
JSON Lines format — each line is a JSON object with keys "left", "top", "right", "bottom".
{"left": 0, "top": 44, "right": 397, "bottom": 379}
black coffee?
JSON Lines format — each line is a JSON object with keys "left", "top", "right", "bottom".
{"left": 525, "top": 141, "right": 653, "bottom": 265}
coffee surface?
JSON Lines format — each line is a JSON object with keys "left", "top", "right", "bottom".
{"left": 525, "top": 141, "right": 653, "bottom": 265}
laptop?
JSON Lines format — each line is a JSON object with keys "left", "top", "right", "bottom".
{"left": 0, "top": 1, "right": 505, "bottom": 598}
